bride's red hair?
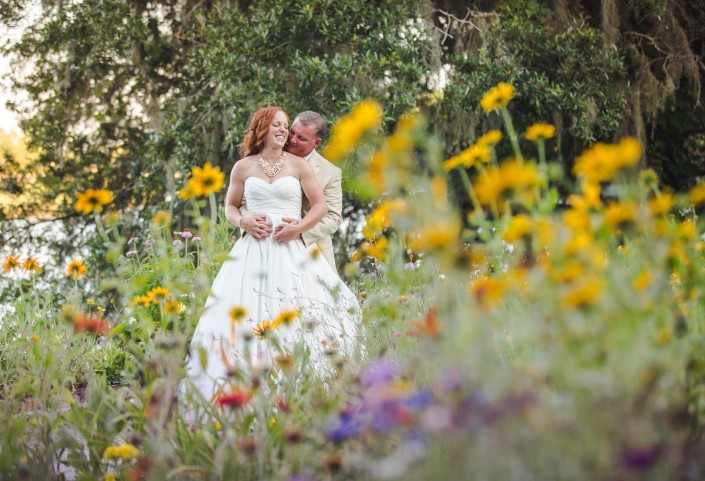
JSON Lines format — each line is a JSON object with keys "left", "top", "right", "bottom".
{"left": 240, "top": 107, "right": 289, "bottom": 157}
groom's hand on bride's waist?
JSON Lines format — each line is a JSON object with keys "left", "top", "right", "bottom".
{"left": 241, "top": 214, "right": 272, "bottom": 240}
{"left": 273, "top": 217, "right": 301, "bottom": 244}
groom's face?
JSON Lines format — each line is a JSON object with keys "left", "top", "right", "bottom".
{"left": 287, "top": 120, "right": 322, "bottom": 158}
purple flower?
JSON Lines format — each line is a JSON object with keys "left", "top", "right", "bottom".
{"left": 436, "top": 368, "right": 464, "bottom": 393}
{"left": 180, "top": 228, "right": 194, "bottom": 239}
{"left": 127, "top": 236, "right": 138, "bottom": 244}
{"left": 144, "top": 238, "right": 155, "bottom": 246}
{"left": 286, "top": 474, "right": 316, "bottom": 481}
{"left": 193, "top": 235, "right": 202, "bottom": 242}
{"left": 126, "top": 249, "right": 138, "bottom": 257}
{"left": 621, "top": 442, "right": 663, "bottom": 471}
{"left": 172, "top": 238, "right": 183, "bottom": 246}
{"left": 326, "top": 409, "right": 365, "bottom": 443}
{"left": 402, "top": 389, "right": 433, "bottom": 411}
{"left": 404, "top": 262, "right": 416, "bottom": 271}
{"left": 360, "top": 357, "right": 398, "bottom": 388}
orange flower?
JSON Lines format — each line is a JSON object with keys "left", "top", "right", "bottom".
{"left": 72, "top": 313, "right": 110, "bottom": 336}
{"left": 3, "top": 254, "right": 21, "bottom": 273}
{"left": 216, "top": 388, "right": 252, "bottom": 408}
{"left": 408, "top": 307, "right": 441, "bottom": 337}
{"left": 66, "top": 259, "right": 88, "bottom": 280}
{"left": 273, "top": 309, "right": 299, "bottom": 327}
{"left": 23, "top": 257, "right": 42, "bottom": 274}
{"left": 252, "top": 320, "right": 277, "bottom": 339}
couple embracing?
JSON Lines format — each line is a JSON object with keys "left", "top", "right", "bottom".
{"left": 183, "top": 107, "right": 361, "bottom": 404}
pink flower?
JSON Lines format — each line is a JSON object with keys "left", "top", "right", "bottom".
{"left": 127, "top": 237, "right": 138, "bottom": 244}
{"left": 180, "top": 228, "right": 194, "bottom": 239}
{"left": 126, "top": 249, "right": 138, "bottom": 257}
{"left": 172, "top": 238, "right": 183, "bottom": 246}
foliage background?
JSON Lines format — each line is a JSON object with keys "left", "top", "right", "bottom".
{"left": 1, "top": 0, "right": 704, "bottom": 281}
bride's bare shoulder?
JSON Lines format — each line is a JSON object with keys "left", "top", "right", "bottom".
{"left": 231, "top": 156, "right": 257, "bottom": 179}
{"left": 285, "top": 153, "right": 308, "bottom": 166}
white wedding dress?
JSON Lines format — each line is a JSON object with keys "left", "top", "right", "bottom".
{"left": 183, "top": 175, "right": 360, "bottom": 403}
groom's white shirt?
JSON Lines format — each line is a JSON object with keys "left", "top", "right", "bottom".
{"left": 239, "top": 149, "right": 343, "bottom": 272}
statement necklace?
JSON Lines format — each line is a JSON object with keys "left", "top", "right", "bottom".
{"left": 257, "top": 152, "right": 285, "bottom": 177}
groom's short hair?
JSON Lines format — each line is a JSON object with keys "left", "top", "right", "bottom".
{"left": 294, "top": 111, "right": 326, "bottom": 140}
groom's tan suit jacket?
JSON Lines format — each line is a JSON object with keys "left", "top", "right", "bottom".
{"left": 240, "top": 150, "right": 343, "bottom": 272}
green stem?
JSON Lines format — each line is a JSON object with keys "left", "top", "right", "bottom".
{"left": 537, "top": 139, "right": 546, "bottom": 167}
{"left": 458, "top": 168, "right": 485, "bottom": 220}
{"left": 93, "top": 212, "right": 111, "bottom": 245}
{"left": 500, "top": 107, "right": 523, "bottom": 162}
{"left": 209, "top": 193, "right": 218, "bottom": 238}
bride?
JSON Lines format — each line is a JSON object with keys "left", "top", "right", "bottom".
{"left": 182, "top": 107, "right": 360, "bottom": 404}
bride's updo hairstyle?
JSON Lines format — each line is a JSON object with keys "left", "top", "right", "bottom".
{"left": 240, "top": 106, "right": 290, "bottom": 157}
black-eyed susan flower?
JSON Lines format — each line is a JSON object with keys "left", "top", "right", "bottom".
{"left": 323, "top": 99, "right": 383, "bottom": 163}
{"left": 473, "top": 160, "right": 543, "bottom": 208}
{"left": 407, "top": 217, "right": 461, "bottom": 253}
{"left": 66, "top": 259, "right": 88, "bottom": 280}
{"left": 75, "top": 189, "right": 113, "bottom": 214}
{"left": 151, "top": 210, "right": 171, "bottom": 226}
{"left": 131, "top": 295, "right": 151, "bottom": 307}
{"left": 563, "top": 278, "right": 604, "bottom": 308}
{"left": 688, "top": 183, "right": 705, "bottom": 205}
{"left": 480, "top": 82, "right": 515, "bottom": 112}
{"left": 103, "top": 444, "right": 140, "bottom": 460}
{"left": 649, "top": 193, "right": 673, "bottom": 217}
{"left": 252, "top": 320, "right": 277, "bottom": 339}
{"left": 189, "top": 162, "right": 225, "bottom": 197}
{"left": 573, "top": 137, "right": 641, "bottom": 184}
{"left": 476, "top": 130, "right": 503, "bottom": 146}
{"left": 362, "top": 199, "right": 406, "bottom": 240}
{"left": 503, "top": 214, "right": 533, "bottom": 243}
{"left": 633, "top": 270, "right": 652, "bottom": 293}
{"left": 368, "top": 150, "right": 389, "bottom": 194}
{"left": 524, "top": 123, "right": 555, "bottom": 141}
{"left": 603, "top": 202, "right": 638, "bottom": 231}
{"left": 164, "top": 299, "right": 185, "bottom": 315}
{"left": 362, "top": 236, "right": 389, "bottom": 261}
{"left": 147, "top": 286, "right": 170, "bottom": 303}
{"left": 443, "top": 143, "right": 491, "bottom": 171}
{"left": 469, "top": 276, "right": 506, "bottom": 308}
{"left": 3, "top": 254, "right": 20, "bottom": 273}
{"left": 273, "top": 309, "right": 299, "bottom": 327}
{"left": 229, "top": 305, "right": 248, "bottom": 324}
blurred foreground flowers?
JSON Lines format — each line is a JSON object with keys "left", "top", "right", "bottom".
{"left": 4, "top": 86, "right": 705, "bottom": 481}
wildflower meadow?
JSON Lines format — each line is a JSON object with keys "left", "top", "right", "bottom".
{"left": 3, "top": 83, "right": 705, "bottom": 481}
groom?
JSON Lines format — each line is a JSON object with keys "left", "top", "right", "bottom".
{"left": 240, "top": 110, "right": 343, "bottom": 272}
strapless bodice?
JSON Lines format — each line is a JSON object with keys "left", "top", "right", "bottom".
{"left": 244, "top": 176, "right": 302, "bottom": 219}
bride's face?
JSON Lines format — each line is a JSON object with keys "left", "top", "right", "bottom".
{"left": 266, "top": 111, "right": 289, "bottom": 149}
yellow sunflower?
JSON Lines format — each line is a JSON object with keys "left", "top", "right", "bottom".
{"left": 229, "top": 305, "right": 248, "bottom": 324}
{"left": 75, "top": 189, "right": 113, "bottom": 214}
{"left": 66, "top": 259, "right": 88, "bottom": 280}
{"left": 252, "top": 320, "right": 277, "bottom": 339}
{"left": 3, "top": 254, "right": 21, "bottom": 273}
{"left": 480, "top": 82, "right": 515, "bottom": 112}
{"left": 23, "top": 257, "right": 42, "bottom": 274}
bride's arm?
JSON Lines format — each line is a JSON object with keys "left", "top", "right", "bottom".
{"left": 225, "top": 161, "right": 272, "bottom": 240}
{"left": 273, "top": 158, "right": 327, "bottom": 243}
